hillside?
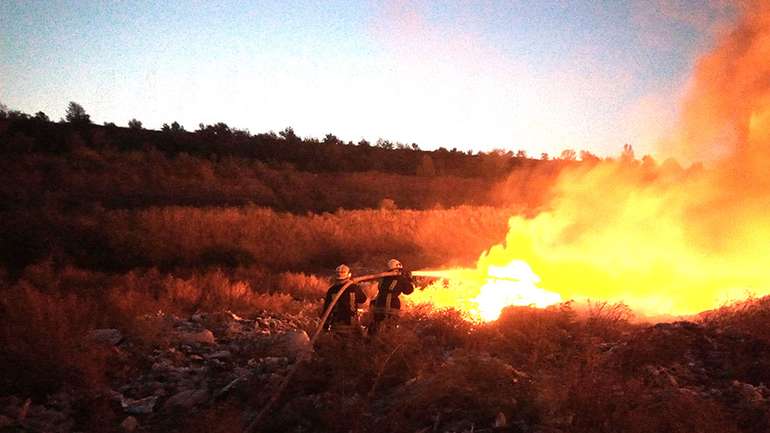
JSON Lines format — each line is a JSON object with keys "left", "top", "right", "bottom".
{"left": 2, "top": 113, "right": 756, "bottom": 433}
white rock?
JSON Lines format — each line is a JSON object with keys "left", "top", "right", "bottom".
{"left": 177, "top": 329, "right": 215, "bottom": 345}
{"left": 276, "top": 330, "right": 313, "bottom": 361}
{"left": 121, "top": 395, "right": 158, "bottom": 415}
{"left": 205, "top": 350, "right": 232, "bottom": 360}
{"left": 494, "top": 412, "right": 507, "bottom": 428}
{"left": 163, "top": 389, "right": 209, "bottom": 410}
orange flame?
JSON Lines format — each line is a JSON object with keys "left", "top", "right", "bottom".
{"left": 410, "top": 262, "right": 561, "bottom": 322}
{"left": 410, "top": 2, "right": 770, "bottom": 319}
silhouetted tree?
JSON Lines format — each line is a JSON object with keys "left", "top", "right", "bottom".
{"left": 540, "top": 152, "right": 549, "bottom": 160}
{"left": 516, "top": 150, "right": 528, "bottom": 158}
{"left": 580, "top": 150, "right": 600, "bottom": 163}
{"left": 34, "top": 111, "right": 49, "bottom": 122}
{"left": 641, "top": 154, "right": 657, "bottom": 169}
{"left": 323, "top": 133, "right": 342, "bottom": 146}
{"left": 162, "top": 121, "right": 185, "bottom": 133}
{"left": 231, "top": 127, "right": 250, "bottom": 138}
{"left": 559, "top": 149, "right": 577, "bottom": 161}
{"left": 128, "top": 118, "right": 143, "bottom": 129}
{"left": 197, "top": 122, "right": 231, "bottom": 136}
{"left": 620, "top": 143, "right": 635, "bottom": 163}
{"left": 0, "top": 102, "right": 7, "bottom": 119}
{"left": 6, "top": 110, "right": 30, "bottom": 120}
{"left": 279, "top": 127, "right": 300, "bottom": 144}
{"left": 65, "top": 101, "right": 90, "bottom": 124}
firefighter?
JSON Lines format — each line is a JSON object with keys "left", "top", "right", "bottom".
{"left": 321, "top": 264, "right": 367, "bottom": 335}
{"left": 368, "top": 258, "right": 414, "bottom": 335}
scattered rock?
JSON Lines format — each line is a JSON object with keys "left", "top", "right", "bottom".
{"left": 494, "top": 412, "right": 507, "bottom": 428}
{"left": 644, "top": 365, "right": 678, "bottom": 387}
{"left": 164, "top": 389, "right": 209, "bottom": 410}
{"left": 254, "top": 356, "right": 289, "bottom": 373}
{"left": 276, "top": 330, "right": 313, "bottom": 360}
{"left": 121, "top": 415, "right": 139, "bottom": 432}
{"left": 205, "top": 350, "right": 232, "bottom": 360}
{"left": 87, "top": 328, "right": 124, "bottom": 346}
{"left": 732, "top": 380, "right": 765, "bottom": 404}
{"left": 121, "top": 395, "right": 158, "bottom": 415}
{"left": 177, "top": 329, "right": 215, "bottom": 345}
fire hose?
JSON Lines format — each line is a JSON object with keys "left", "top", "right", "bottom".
{"left": 244, "top": 270, "right": 400, "bottom": 433}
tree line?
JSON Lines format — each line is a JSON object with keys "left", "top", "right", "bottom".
{"left": 0, "top": 101, "right": 629, "bottom": 179}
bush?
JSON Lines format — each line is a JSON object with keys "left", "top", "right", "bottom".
{"left": 492, "top": 303, "right": 583, "bottom": 368}
{"left": 0, "top": 283, "right": 110, "bottom": 396}
{"left": 700, "top": 296, "right": 770, "bottom": 343}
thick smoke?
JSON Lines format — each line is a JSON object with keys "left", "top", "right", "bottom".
{"left": 671, "top": 0, "right": 770, "bottom": 168}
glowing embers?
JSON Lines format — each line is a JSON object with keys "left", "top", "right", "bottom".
{"left": 410, "top": 261, "right": 561, "bottom": 322}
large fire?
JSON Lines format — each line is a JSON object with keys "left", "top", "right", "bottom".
{"left": 412, "top": 262, "right": 561, "bottom": 321}
{"left": 409, "top": 2, "right": 770, "bottom": 321}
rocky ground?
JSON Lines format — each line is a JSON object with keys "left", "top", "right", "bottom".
{"left": 2, "top": 307, "right": 770, "bottom": 433}
{"left": 0, "top": 310, "right": 317, "bottom": 433}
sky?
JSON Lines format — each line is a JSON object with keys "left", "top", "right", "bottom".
{"left": 0, "top": 0, "right": 738, "bottom": 156}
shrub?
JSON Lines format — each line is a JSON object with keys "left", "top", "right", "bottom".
{"left": 0, "top": 283, "right": 110, "bottom": 396}
{"left": 700, "top": 296, "right": 770, "bottom": 343}
{"left": 492, "top": 303, "right": 583, "bottom": 368}
{"left": 583, "top": 300, "right": 635, "bottom": 340}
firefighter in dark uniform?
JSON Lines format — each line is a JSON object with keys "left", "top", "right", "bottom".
{"left": 369, "top": 258, "right": 414, "bottom": 335}
{"left": 322, "top": 264, "right": 366, "bottom": 335}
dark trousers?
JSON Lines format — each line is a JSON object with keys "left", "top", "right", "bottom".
{"left": 368, "top": 310, "right": 400, "bottom": 335}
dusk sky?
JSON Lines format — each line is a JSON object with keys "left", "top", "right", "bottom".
{"left": 1, "top": 1, "right": 738, "bottom": 156}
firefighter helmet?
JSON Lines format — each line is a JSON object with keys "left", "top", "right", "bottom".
{"left": 387, "top": 258, "right": 403, "bottom": 271}
{"left": 335, "top": 264, "right": 352, "bottom": 280}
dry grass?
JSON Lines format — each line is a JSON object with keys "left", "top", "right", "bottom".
{"left": 700, "top": 296, "right": 770, "bottom": 343}
{"left": 100, "top": 205, "right": 512, "bottom": 271}
{"left": 4, "top": 262, "right": 770, "bottom": 433}
{"left": 0, "top": 282, "right": 111, "bottom": 396}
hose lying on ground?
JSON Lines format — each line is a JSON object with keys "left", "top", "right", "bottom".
{"left": 244, "top": 271, "right": 400, "bottom": 433}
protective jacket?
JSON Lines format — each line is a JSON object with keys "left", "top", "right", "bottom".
{"left": 322, "top": 281, "right": 366, "bottom": 326}
{"left": 372, "top": 271, "right": 414, "bottom": 315}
